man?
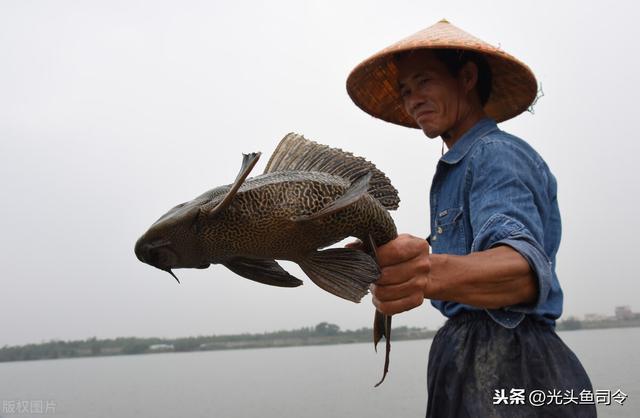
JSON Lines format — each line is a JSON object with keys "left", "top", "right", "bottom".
{"left": 346, "top": 20, "right": 596, "bottom": 417}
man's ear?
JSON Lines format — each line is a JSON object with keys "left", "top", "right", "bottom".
{"left": 459, "top": 61, "right": 479, "bottom": 94}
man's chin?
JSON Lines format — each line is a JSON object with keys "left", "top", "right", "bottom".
{"left": 419, "top": 125, "right": 442, "bottom": 139}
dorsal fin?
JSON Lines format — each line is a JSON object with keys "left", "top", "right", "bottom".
{"left": 264, "top": 133, "right": 400, "bottom": 210}
{"left": 207, "top": 152, "right": 261, "bottom": 217}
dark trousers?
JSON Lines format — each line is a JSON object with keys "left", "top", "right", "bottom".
{"left": 426, "top": 311, "right": 597, "bottom": 418}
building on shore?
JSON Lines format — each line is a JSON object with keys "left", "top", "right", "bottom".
{"left": 584, "top": 313, "right": 609, "bottom": 322}
{"left": 615, "top": 306, "right": 634, "bottom": 320}
{"left": 148, "top": 344, "right": 174, "bottom": 352}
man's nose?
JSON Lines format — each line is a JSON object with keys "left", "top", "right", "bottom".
{"left": 404, "top": 93, "right": 424, "bottom": 117}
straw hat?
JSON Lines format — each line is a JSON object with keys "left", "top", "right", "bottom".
{"left": 346, "top": 19, "right": 537, "bottom": 127}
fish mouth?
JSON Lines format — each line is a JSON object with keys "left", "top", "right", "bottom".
{"left": 135, "top": 238, "right": 179, "bottom": 270}
{"left": 135, "top": 238, "right": 182, "bottom": 284}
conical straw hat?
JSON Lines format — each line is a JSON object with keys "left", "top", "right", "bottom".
{"left": 346, "top": 19, "right": 538, "bottom": 127}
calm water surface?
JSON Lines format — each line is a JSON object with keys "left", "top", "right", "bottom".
{"left": 1, "top": 328, "right": 637, "bottom": 417}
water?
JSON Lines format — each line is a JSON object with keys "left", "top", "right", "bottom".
{"left": 0, "top": 328, "right": 637, "bottom": 417}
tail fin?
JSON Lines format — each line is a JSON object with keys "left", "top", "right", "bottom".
{"left": 265, "top": 133, "right": 400, "bottom": 210}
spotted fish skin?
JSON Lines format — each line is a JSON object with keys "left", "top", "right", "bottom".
{"left": 198, "top": 171, "right": 397, "bottom": 263}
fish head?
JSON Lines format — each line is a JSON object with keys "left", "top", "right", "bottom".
{"left": 135, "top": 198, "right": 212, "bottom": 280}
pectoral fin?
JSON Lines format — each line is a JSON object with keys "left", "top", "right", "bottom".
{"left": 208, "top": 152, "right": 261, "bottom": 217}
{"left": 293, "top": 172, "right": 372, "bottom": 222}
{"left": 298, "top": 247, "right": 379, "bottom": 303}
{"left": 223, "top": 257, "right": 303, "bottom": 288}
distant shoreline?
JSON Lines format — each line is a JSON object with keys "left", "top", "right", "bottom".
{"left": 2, "top": 319, "right": 638, "bottom": 364}
{"left": 555, "top": 317, "right": 640, "bottom": 331}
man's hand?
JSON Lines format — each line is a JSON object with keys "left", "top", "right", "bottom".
{"left": 350, "top": 233, "right": 537, "bottom": 315}
{"left": 368, "top": 235, "right": 538, "bottom": 313}
{"left": 370, "top": 234, "right": 432, "bottom": 315}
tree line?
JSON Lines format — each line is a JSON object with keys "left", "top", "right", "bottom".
{"left": 0, "top": 323, "right": 433, "bottom": 363}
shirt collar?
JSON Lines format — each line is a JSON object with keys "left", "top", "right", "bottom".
{"left": 440, "top": 117, "right": 498, "bottom": 165}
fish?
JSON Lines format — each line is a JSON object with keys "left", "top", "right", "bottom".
{"left": 134, "top": 133, "right": 399, "bottom": 385}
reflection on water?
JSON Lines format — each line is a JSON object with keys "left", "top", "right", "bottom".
{"left": 0, "top": 328, "right": 637, "bottom": 417}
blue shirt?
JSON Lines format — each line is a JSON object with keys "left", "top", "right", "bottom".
{"left": 429, "top": 117, "right": 563, "bottom": 328}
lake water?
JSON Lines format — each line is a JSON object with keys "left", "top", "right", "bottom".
{"left": 0, "top": 327, "right": 637, "bottom": 417}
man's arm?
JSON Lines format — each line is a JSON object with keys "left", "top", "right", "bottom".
{"left": 370, "top": 234, "right": 537, "bottom": 316}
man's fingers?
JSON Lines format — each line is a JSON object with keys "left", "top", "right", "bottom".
{"left": 367, "top": 234, "right": 431, "bottom": 316}
{"left": 376, "top": 254, "right": 431, "bottom": 285}
{"left": 376, "top": 234, "right": 430, "bottom": 267}
{"left": 371, "top": 278, "right": 422, "bottom": 302}
{"left": 372, "top": 292, "right": 425, "bottom": 315}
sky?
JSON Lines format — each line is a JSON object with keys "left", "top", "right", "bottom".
{"left": 1, "top": 0, "right": 639, "bottom": 346}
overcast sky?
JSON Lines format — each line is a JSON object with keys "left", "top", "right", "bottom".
{"left": 1, "top": 0, "right": 638, "bottom": 346}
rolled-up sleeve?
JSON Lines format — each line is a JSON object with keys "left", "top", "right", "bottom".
{"left": 468, "top": 140, "right": 553, "bottom": 327}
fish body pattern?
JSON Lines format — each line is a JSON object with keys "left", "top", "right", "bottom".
{"left": 135, "top": 133, "right": 399, "bottom": 384}
{"left": 198, "top": 172, "right": 394, "bottom": 261}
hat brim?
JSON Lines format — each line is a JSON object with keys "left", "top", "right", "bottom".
{"left": 346, "top": 21, "right": 538, "bottom": 127}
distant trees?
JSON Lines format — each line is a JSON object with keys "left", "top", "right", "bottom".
{"left": 558, "top": 317, "right": 583, "bottom": 331}
{"left": 314, "top": 322, "right": 340, "bottom": 336}
{"left": 173, "top": 337, "right": 201, "bottom": 352}
{"left": 0, "top": 323, "right": 434, "bottom": 363}
{"left": 122, "top": 342, "right": 148, "bottom": 355}
{"left": 89, "top": 337, "right": 101, "bottom": 356}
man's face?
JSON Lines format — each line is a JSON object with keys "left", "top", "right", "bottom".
{"left": 396, "top": 50, "right": 465, "bottom": 138}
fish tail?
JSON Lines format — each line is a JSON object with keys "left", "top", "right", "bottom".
{"left": 367, "top": 233, "right": 392, "bottom": 387}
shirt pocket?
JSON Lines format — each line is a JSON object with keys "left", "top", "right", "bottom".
{"left": 432, "top": 207, "right": 466, "bottom": 255}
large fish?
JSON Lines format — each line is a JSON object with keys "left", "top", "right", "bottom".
{"left": 134, "top": 133, "right": 399, "bottom": 385}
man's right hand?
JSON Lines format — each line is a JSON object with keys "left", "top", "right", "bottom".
{"left": 369, "top": 234, "right": 432, "bottom": 316}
